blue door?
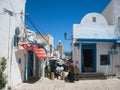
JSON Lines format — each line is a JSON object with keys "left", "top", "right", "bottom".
{"left": 81, "top": 44, "right": 96, "bottom": 72}
{"left": 24, "top": 54, "right": 27, "bottom": 81}
{"left": 27, "top": 51, "right": 34, "bottom": 79}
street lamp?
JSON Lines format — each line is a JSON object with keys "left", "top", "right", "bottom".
{"left": 64, "top": 32, "right": 67, "bottom": 40}
{"left": 3, "top": 8, "right": 14, "bottom": 16}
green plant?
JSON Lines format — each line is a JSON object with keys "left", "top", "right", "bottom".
{"left": 0, "top": 57, "right": 7, "bottom": 89}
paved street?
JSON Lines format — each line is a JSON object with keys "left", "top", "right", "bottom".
{"left": 14, "top": 77, "right": 120, "bottom": 90}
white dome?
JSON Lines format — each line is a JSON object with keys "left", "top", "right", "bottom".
{"left": 81, "top": 13, "right": 108, "bottom": 27}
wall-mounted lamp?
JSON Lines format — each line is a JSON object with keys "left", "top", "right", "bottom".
{"left": 64, "top": 32, "right": 72, "bottom": 40}
{"left": 74, "top": 43, "right": 79, "bottom": 46}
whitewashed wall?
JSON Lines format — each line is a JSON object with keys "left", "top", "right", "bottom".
{"left": 73, "top": 42, "right": 120, "bottom": 75}
{"left": 0, "top": 0, "right": 26, "bottom": 87}
{"left": 96, "top": 42, "right": 118, "bottom": 75}
{"left": 102, "top": 0, "right": 120, "bottom": 38}
{"left": 73, "top": 44, "right": 81, "bottom": 72}
{"left": 73, "top": 13, "right": 115, "bottom": 39}
{"left": 112, "top": 0, "right": 120, "bottom": 25}
{"left": 0, "top": 0, "right": 26, "bottom": 58}
{"left": 102, "top": 0, "right": 120, "bottom": 74}
{"left": 11, "top": 47, "right": 27, "bottom": 86}
{"left": 102, "top": 1, "right": 115, "bottom": 25}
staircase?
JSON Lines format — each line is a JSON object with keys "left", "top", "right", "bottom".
{"left": 79, "top": 72, "right": 106, "bottom": 79}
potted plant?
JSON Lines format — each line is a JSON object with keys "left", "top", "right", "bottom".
{"left": 0, "top": 57, "right": 7, "bottom": 89}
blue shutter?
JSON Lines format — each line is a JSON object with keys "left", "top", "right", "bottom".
{"left": 14, "top": 35, "right": 17, "bottom": 46}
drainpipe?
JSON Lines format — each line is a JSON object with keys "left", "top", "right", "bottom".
{"left": 3, "top": 8, "right": 14, "bottom": 87}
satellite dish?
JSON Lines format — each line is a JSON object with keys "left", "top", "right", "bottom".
{"left": 15, "top": 27, "right": 20, "bottom": 35}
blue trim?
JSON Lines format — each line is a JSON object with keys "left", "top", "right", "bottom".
{"left": 81, "top": 43, "right": 96, "bottom": 72}
{"left": 116, "top": 40, "right": 120, "bottom": 43}
{"left": 29, "top": 42, "right": 46, "bottom": 46}
{"left": 100, "top": 54, "right": 110, "bottom": 65}
{"left": 77, "top": 38, "right": 120, "bottom": 42}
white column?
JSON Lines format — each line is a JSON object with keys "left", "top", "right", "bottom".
{"left": 40, "top": 59, "right": 45, "bottom": 79}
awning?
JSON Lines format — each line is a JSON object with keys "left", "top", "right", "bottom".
{"left": 32, "top": 45, "right": 47, "bottom": 58}
{"left": 34, "top": 48, "right": 47, "bottom": 58}
{"left": 19, "top": 43, "right": 47, "bottom": 59}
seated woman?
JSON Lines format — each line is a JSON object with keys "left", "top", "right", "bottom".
{"left": 68, "top": 60, "right": 75, "bottom": 82}
{"left": 74, "top": 65, "right": 79, "bottom": 81}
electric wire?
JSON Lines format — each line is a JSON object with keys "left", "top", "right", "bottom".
{"left": 9, "top": 0, "right": 58, "bottom": 50}
{"left": 34, "top": 22, "right": 58, "bottom": 47}
{"left": 26, "top": 15, "right": 56, "bottom": 50}
{"left": 7, "top": 0, "right": 57, "bottom": 50}
{"left": 8, "top": 0, "right": 23, "bottom": 28}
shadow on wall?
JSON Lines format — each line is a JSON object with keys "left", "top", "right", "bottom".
{"left": 15, "top": 48, "right": 26, "bottom": 82}
{"left": 15, "top": 49, "right": 40, "bottom": 84}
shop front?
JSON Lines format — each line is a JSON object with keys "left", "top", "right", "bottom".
{"left": 19, "top": 42, "right": 47, "bottom": 81}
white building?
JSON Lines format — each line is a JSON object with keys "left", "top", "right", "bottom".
{"left": 36, "top": 34, "right": 54, "bottom": 58}
{"left": 56, "top": 40, "right": 65, "bottom": 59}
{"left": 73, "top": 0, "right": 120, "bottom": 75}
{"left": 102, "top": 0, "right": 120, "bottom": 38}
{"left": 0, "top": 0, "right": 27, "bottom": 87}
{"left": 0, "top": 0, "right": 48, "bottom": 88}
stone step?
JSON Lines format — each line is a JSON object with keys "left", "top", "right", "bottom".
{"left": 79, "top": 72, "right": 106, "bottom": 79}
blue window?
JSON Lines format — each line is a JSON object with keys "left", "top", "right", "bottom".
{"left": 100, "top": 55, "right": 110, "bottom": 65}
{"left": 18, "top": 58, "right": 21, "bottom": 64}
{"left": 14, "top": 27, "right": 20, "bottom": 47}
{"left": 14, "top": 35, "right": 17, "bottom": 46}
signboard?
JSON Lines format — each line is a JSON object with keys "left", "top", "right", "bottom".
{"left": 108, "top": 50, "right": 118, "bottom": 55}
{"left": 76, "top": 60, "right": 79, "bottom": 64}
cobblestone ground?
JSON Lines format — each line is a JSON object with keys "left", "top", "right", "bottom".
{"left": 14, "top": 77, "right": 120, "bottom": 90}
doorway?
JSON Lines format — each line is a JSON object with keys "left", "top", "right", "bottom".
{"left": 81, "top": 44, "right": 96, "bottom": 72}
{"left": 35, "top": 56, "right": 39, "bottom": 78}
{"left": 27, "top": 51, "right": 34, "bottom": 79}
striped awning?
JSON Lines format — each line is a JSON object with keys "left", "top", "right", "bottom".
{"left": 19, "top": 43, "right": 47, "bottom": 59}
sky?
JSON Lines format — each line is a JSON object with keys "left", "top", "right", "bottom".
{"left": 25, "top": 0, "right": 111, "bottom": 52}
